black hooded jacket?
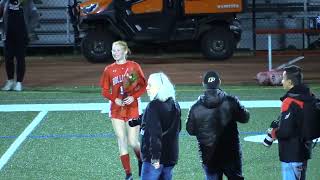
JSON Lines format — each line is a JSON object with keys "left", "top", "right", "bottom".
{"left": 186, "top": 89, "right": 249, "bottom": 168}
{"left": 276, "top": 84, "right": 313, "bottom": 162}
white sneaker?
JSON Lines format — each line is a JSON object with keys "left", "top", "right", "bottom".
{"left": 13, "top": 82, "right": 23, "bottom": 91}
{"left": 1, "top": 80, "right": 15, "bottom": 91}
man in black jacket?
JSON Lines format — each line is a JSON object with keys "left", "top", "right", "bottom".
{"left": 269, "top": 65, "right": 312, "bottom": 180}
{"left": 186, "top": 71, "right": 249, "bottom": 180}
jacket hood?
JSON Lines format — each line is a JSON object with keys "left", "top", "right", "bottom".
{"left": 200, "top": 89, "right": 225, "bottom": 108}
{"left": 281, "top": 84, "right": 313, "bottom": 102}
{"left": 153, "top": 97, "right": 176, "bottom": 112}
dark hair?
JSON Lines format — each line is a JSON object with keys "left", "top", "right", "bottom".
{"left": 284, "top": 65, "right": 303, "bottom": 86}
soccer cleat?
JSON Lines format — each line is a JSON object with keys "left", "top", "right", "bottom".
{"left": 1, "top": 80, "right": 15, "bottom": 91}
{"left": 125, "top": 173, "right": 133, "bottom": 180}
{"left": 13, "top": 82, "right": 23, "bottom": 91}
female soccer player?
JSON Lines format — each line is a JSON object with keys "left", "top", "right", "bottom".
{"left": 100, "top": 41, "right": 147, "bottom": 180}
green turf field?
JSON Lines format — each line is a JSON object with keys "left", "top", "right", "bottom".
{"left": 0, "top": 85, "right": 319, "bottom": 180}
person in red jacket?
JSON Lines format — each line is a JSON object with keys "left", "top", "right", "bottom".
{"left": 100, "top": 40, "right": 147, "bottom": 180}
{"left": 268, "top": 65, "right": 312, "bottom": 180}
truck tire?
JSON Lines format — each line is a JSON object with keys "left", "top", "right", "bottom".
{"left": 81, "top": 31, "right": 115, "bottom": 63}
{"left": 201, "top": 28, "right": 235, "bottom": 60}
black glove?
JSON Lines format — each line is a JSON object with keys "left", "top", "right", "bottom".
{"left": 128, "top": 117, "right": 141, "bottom": 127}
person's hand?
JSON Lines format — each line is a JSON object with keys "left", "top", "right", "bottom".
{"left": 151, "top": 159, "right": 160, "bottom": 169}
{"left": 128, "top": 119, "right": 140, "bottom": 127}
{"left": 267, "top": 128, "right": 277, "bottom": 139}
{"left": 115, "top": 98, "right": 124, "bottom": 106}
{"left": 123, "top": 96, "right": 134, "bottom": 105}
{"left": 128, "top": 114, "right": 142, "bottom": 127}
{"left": 266, "top": 128, "right": 273, "bottom": 134}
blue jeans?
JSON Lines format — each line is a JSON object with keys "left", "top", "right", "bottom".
{"left": 141, "top": 162, "right": 174, "bottom": 180}
{"left": 281, "top": 161, "right": 307, "bottom": 180}
{"left": 202, "top": 164, "right": 244, "bottom": 180}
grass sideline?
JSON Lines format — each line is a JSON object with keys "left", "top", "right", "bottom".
{"left": 0, "top": 85, "right": 320, "bottom": 180}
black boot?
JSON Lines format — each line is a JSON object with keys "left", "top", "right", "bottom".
{"left": 125, "top": 173, "right": 133, "bottom": 180}
{"left": 138, "top": 161, "right": 142, "bottom": 176}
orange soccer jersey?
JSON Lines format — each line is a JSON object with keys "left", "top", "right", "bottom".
{"left": 100, "top": 60, "right": 147, "bottom": 121}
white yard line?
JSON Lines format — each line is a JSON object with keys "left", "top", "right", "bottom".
{"left": 0, "top": 100, "right": 281, "bottom": 112}
{"left": 0, "top": 111, "right": 48, "bottom": 171}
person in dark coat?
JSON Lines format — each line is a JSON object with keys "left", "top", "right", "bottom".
{"left": 186, "top": 71, "right": 249, "bottom": 180}
{"left": 268, "top": 65, "right": 312, "bottom": 180}
{"left": 129, "top": 72, "right": 181, "bottom": 180}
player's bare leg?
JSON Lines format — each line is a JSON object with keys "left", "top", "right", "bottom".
{"left": 111, "top": 118, "right": 132, "bottom": 178}
{"left": 127, "top": 123, "right": 142, "bottom": 176}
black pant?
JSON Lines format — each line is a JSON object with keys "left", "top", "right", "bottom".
{"left": 4, "top": 9, "right": 28, "bottom": 82}
{"left": 203, "top": 162, "right": 244, "bottom": 180}
{"left": 204, "top": 155, "right": 244, "bottom": 180}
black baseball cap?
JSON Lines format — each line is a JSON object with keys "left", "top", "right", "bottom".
{"left": 203, "top": 71, "right": 221, "bottom": 89}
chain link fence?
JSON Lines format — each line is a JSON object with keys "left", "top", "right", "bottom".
{"left": 239, "top": 0, "right": 320, "bottom": 53}
{"left": 239, "top": 15, "right": 320, "bottom": 51}
{"left": 33, "top": 0, "right": 74, "bottom": 46}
